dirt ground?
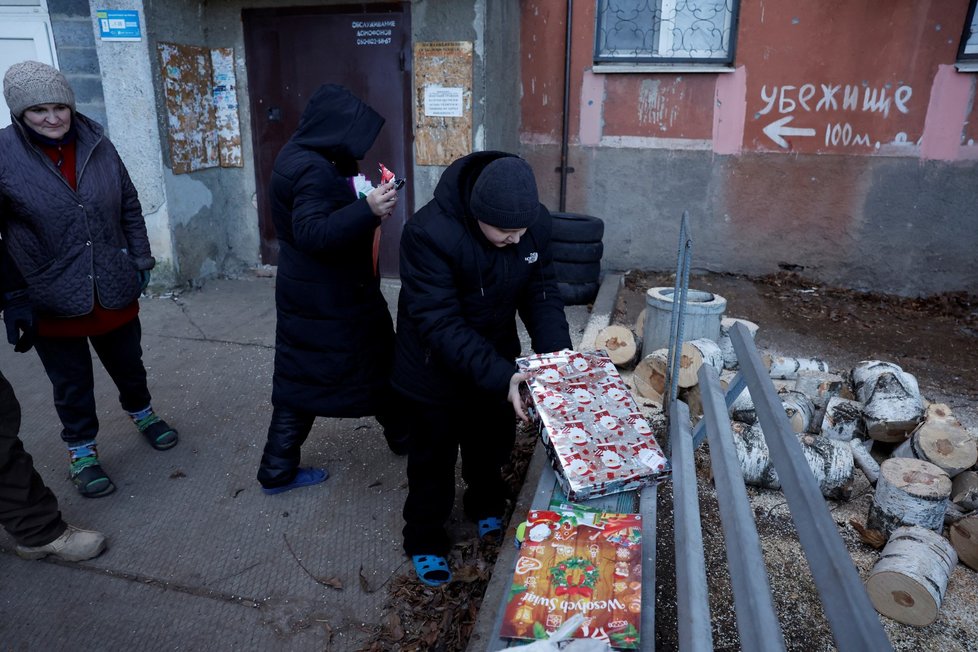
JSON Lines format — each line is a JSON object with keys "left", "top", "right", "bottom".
{"left": 614, "top": 270, "right": 978, "bottom": 651}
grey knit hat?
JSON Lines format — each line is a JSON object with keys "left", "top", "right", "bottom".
{"left": 470, "top": 157, "right": 541, "bottom": 229}
{"left": 3, "top": 60, "right": 75, "bottom": 118}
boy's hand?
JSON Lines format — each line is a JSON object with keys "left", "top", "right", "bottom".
{"left": 508, "top": 372, "right": 529, "bottom": 422}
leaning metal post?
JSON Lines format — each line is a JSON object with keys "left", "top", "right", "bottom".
{"left": 665, "top": 212, "right": 692, "bottom": 413}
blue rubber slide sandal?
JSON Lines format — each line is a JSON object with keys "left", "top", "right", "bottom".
{"left": 477, "top": 516, "right": 503, "bottom": 540}
{"left": 261, "top": 467, "right": 328, "bottom": 495}
{"left": 411, "top": 555, "right": 452, "bottom": 587}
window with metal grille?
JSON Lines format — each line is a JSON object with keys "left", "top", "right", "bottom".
{"left": 958, "top": 0, "right": 978, "bottom": 62}
{"left": 594, "top": 0, "right": 740, "bottom": 65}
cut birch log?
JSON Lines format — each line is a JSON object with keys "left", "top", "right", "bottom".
{"left": 717, "top": 317, "right": 759, "bottom": 370}
{"left": 852, "top": 360, "right": 925, "bottom": 442}
{"left": 594, "top": 325, "right": 640, "bottom": 369}
{"left": 866, "top": 458, "right": 951, "bottom": 539}
{"left": 730, "top": 422, "right": 854, "bottom": 499}
{"left": 951, "top": 470, "right": 978, "bottom": 511}
{"left": 892, "top": 408, "right": 978, "bottom": 478}
{"left": 794, "top": 371, "right": 845, "bottom": 408}
{"left": 780, "top": 389, "right": 816, "bottom": 433}
{"left": 850, "top": 438, "right": 880, "bottom": 484}
{"left": 949, "top": 514, "right": 978, "bottom": 571}
{"left": 821, "top": 397, "right": 867, "bottom": 441}
{"left": 631, "top": 348, "right": 668, "bottom": 404}
{"left": 866, "top": 525, "right": 958, "bottom": 626}
{"left": 763, "top": 354, "right": 830, "bottom": 379}
{"left": 729, "top": 379, "right": 797, "bottom": 425}
{"left": 797, "top": 433, "right": 855, "bottom": 500}
{"left": 730, "top": 421, "right": 780, "bottom": 490}
{"left": 674, "top": 338, "right": 724, "bottom": 388}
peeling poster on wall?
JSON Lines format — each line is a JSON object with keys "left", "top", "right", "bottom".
{"left": 158, "top": 42, "right": 243, "bottom": 174}
{"left": 414, "top": 41, "right": 472, "bottom": 166}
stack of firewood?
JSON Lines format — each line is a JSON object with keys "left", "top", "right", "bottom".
{"left": 596, "top": 316, "right": 978, "bottom": 628}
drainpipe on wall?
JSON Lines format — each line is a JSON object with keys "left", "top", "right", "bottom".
{"left": 558, "top": 0, "right": 573, "bottom": 212}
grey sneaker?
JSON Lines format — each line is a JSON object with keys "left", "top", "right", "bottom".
{"left": 15, "top": 524, "right": 107, "bottom": 562}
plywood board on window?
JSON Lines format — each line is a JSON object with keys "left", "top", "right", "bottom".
{"left": 158, "top": 42, "right": 243, "bottom": 174}
{"left": 413, "top": 41, "right": 472, "bottom": 166}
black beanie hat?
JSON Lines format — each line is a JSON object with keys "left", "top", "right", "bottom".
{"left": 470, "top": 157, "right": 540, "bottom": 229}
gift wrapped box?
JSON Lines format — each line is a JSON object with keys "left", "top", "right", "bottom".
{"left": 517, "top": 350, "right": 670, "bottom": 501}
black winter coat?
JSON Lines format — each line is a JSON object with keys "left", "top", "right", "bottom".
{"left": 269, "top": 84, "right": 394, "bottom": 416}
{"left": 0, "top": 113, "right": 154, "bottom": 316}
{"left": 392, "top": 151, "right": 572, "bottom": 406}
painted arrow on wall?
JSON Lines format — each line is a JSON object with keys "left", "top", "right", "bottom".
{"left": 763, "top": 115, "right": 816, "bottom": 148}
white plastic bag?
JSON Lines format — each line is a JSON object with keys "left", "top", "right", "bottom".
{"left": 509, "top": 614, "right": 613, "bottom": 651}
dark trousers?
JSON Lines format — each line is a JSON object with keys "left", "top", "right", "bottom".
{"left": 0, "top": 370, "right": 66, "bottom": 546}
{"left": 401, "top": 393, "right": 516, "bottom": 556}
{"left": 33, "top": 318, "right": 151, "bottom": 444}
{"left": 257, "top": 405, "right": 315, "bottom": 488}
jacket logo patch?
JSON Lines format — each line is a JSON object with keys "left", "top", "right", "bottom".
{"left": 524, "top": 252, "right": 539, "bottom": 264}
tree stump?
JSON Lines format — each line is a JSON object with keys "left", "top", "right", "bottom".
{"left": 718, "top": 317, "right": 759, "bottom": 370}
{"left": 951, "top": 470, "right": 978, "bottom": 511}
{"left": 821, "top": 397, "right": 866, "bottom": 441}
{"left": 763, "top": 354, "right": 830, "bottom": 379}
{"left": 852, "top": 360, "right": 924, "bottom": 442}
{"left": 730, "top": 422, "right": 854, "bottom": 499}
{"left": 866, "top": 525, "right": 958, "bottom": 626}
{"left": 949, "top": 514, "right": 978, "bottom": 571}
{"left": 867, "top": 458, "right": 951, "bottom": 539}
{"left": 892, "top": 405, "right": 978, "bottom": 478}
{"left": 594, "top": 325, "right": 640, "bottom": 369}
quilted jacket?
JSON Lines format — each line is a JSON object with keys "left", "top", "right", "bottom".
{"left": 0, "top": 112, "right": 154, "bottom": 317}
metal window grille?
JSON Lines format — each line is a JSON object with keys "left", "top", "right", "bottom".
{"left": 594, "top": 0, "right": 740, "bottom": 64}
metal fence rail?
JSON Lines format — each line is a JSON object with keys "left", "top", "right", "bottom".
{"left": 728, "top": 322, "right": 893, "bottom": 652}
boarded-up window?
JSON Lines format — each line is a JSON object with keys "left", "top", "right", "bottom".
{"left": 413, "top": 41, "right": 472, "bottom": 166}
{"left": 158, "top": 42, "right": 242, "bottom": 174}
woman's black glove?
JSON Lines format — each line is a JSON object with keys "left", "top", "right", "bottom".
{"left": 2, "top": 291, "right": 36, "bottom": 353}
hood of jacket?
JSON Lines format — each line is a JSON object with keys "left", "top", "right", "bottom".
{"left": 290, "top": 84, "right": 384, "bottom": 160}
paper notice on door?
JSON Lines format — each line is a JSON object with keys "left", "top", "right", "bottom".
{"left": 424, "top": 86, "right": 464, "bottom": 117}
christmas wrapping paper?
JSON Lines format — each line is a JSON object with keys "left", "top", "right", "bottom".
{"left": 501, "top": 507, "right": 644, "bottom": 648}
{"left": 517, "top": 350, "right": 670, "bottom": 501}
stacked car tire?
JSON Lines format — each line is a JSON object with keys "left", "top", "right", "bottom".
{"left": 550, "top": 212, "right": 604, "bottom": 306}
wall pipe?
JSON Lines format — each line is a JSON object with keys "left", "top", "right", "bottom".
{"left": 558, "top": 0, "right": 573, "bottom": 212}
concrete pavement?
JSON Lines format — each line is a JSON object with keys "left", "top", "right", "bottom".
{"left": 0, "top": 272, "right": 599, "bottom": 650}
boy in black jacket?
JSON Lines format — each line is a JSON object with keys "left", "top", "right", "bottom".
{"left": 392, "top": 152, "right": 571, "bottom": 586}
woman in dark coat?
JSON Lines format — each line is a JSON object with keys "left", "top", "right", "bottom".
{"left": 257, "top": 84, "right": 401, "bottom": 494}
{"left": 393, "top": 152, "right": 572, "bottom": 585}
{"left": 0, "top": 60, "right": 176, "bottom": 499}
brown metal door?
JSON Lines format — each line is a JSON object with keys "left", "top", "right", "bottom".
{"left": 242, "top": 3, "right": 412, "bottom": 277}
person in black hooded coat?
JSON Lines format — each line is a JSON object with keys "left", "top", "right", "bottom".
{"left": 257, "top": 84, "right": 402, "bottom": 494}
{"left": 392, "top": 152, "right": 571, "bottom": 585}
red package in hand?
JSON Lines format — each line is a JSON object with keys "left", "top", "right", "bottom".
{"left": 378, "top": 163, "right": 395, "bottom": 184}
